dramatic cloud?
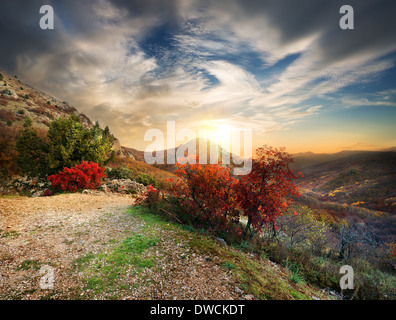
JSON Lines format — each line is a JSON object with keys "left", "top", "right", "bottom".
{"left": 1, "top": 0, "right": 395, "bottom": 151}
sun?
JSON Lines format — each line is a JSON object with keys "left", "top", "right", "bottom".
{"left": 197, "top": 122, "right": 234, "bottom": 150}
{"left": 213, "top": 124, "right": 233, "bottom": 147}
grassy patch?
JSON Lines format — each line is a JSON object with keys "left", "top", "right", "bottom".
{"left": 222, "top": 261, "right": 237, "bottom": 271}
{"left": 73, "top": 230, "right": 160, "bottom": 296}
{"left": 0, "top": 230, "right": 20, "bottom": 238}
{"left": 16, "top": 259, "right": 43, "bottom": 271}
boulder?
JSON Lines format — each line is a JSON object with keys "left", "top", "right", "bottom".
{"left": 102, "top": 179, "right": 146, "bottom": 195}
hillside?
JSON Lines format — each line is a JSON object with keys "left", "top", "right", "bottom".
{"left": 293, "top": 150, "right": 396, "bottom": 213}
{"left": 291, "top": 150, "right": 396, "bottom": 240}
{"left": 0, "top": 70, "right": 180, "bottom": 188}
{"left": 0, "top": 70, "right": 127, "bottom": 159}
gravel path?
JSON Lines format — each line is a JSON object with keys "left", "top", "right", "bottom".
{"left": 0, "top": 193, "right": 241, "bottom": 300}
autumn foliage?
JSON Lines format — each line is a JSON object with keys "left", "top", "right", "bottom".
{"left": 136, "top": 184, "right": 161, "bottom": 208}
{"left": 47, "top": 161, "right": 106, "bottom": 193}
{"left": 168, "top": 159, "right": 240, "bottom": 234}
{"left": 164, "top": 146, "right": 301, "bottom": 236}
{"left": 234, "top": 145, "right": 302, "bottom": 234}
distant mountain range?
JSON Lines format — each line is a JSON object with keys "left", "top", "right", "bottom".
{"left": 292, "top": 148, "right": 396, "bottom": 173}
{"left": 293, "top": 149, "right": 396, "bottom": 214}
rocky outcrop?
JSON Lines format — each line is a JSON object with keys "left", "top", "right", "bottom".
{"left": 112, "top": 138, "right": 135, "bottom": 160}
{"left": 100, "top": 179, "right": 146, "bottom": 195}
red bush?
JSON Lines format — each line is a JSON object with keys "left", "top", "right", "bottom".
{"left": 136, "top": 184, "right": 161, "bottom": 208}
{"left": 44, "top": 189, "right": 53, "bottom": 197}
{"left": 167, "top": 158, "right": 240, "bottom": 234}
{"left": 47, "top": 161, "right": 106, "bottom": 193}
{"left": 0, "top": 109, "right": 16, "bottom": 122}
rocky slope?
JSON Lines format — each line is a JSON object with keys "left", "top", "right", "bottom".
{"left": 0, "top": 69, "right": 127, "bottom": 158}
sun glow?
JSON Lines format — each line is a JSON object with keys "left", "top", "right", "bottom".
{"left": 197, "top": 123, "right": 232, "bottom": 146}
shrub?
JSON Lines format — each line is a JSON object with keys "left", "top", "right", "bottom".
{"left": 106, "top": 166, "right": 135, "bottom": 180}
{"left": 136, "top": 184, "right": 161, "bottom": 209}
{"left": 0, "top": 109, "right": 16, "bottom": 122}
{"left": 46, "top": 116, "right": 114, "bottom": 174}
{"left": 16, "top": 118, "right": 49, "bottom": 179}
{"left": 0, "top": 122, "right": 19, "bottom": 178}
{"left": 44, "top": 189, "right": 53, "bottom": 197}
{"left": 167, "top": 159, "right": 240, "bottom": 235}
{"left": 136, "top": 173, "right": 158, "bottom": 187}
{"left": 47, "top": 161, "right": 106, "bottom": 193}
{"left": 16, "top": 115, "right": 115, "bottom": 178}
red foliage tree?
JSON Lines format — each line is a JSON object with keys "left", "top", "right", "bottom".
{"left": 47, "top": 161, "right": 106, "bottom": 193}
{"left": 168, "top": 158, "right": 240, "bottom": 234}
{"left": 233, "top": 145, "right": 302, "bottom": 235}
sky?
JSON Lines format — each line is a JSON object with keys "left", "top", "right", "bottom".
{"left": 1, "top": 0, "right": 396, "bottom": 154}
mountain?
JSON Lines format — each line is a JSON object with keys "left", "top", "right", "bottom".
{"left": 0, "top": 70, "right": 179, "bottom": 188}
{"left": 147, "top": 137, "right": 248, "bottom": 175}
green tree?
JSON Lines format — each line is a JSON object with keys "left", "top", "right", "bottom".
{"left": 16, "top": 118, "right": 49, "bottom": 178}
{"left": 46, "top": 115, "right": 114, "bottom": 174}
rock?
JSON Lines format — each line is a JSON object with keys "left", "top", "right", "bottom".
{"left": 102, "top": 179, "right": 146, "bottom": 195}
{"left": 216, "top": 237, "right": 227, "bottom": 246}
{"left": 235, "top": 287, "right": 244, "bottom": 294}
{"left": 31, "top": 190, "right": 45, "bottom": 197}
{"left": 125, "top": 152, "right": 135, "bottom": 160}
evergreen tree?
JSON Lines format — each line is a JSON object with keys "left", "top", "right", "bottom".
{"left": 46, "top": 115, "right": 114, "bottom": 174}
{"left": 16, "top": 118, "right": 49, "bottom": 178}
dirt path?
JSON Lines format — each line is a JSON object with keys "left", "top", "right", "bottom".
{"left": 0, "top": 193, "right": 241, "bottom": 300}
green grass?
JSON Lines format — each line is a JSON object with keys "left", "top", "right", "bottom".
{"left": 222, "top": 261, "right": 237, "bottom": 271}
{"left": 131, "top": 205, "right": 337, "bottom": 300}
{"left": 0, "top": 230, "right": 20, "bottom": 238}
{"left": 73, "top": 225, "right": 160, "bottom": 296}
{"left": 16, "top": 259, "right": 43, "bottom": 271}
